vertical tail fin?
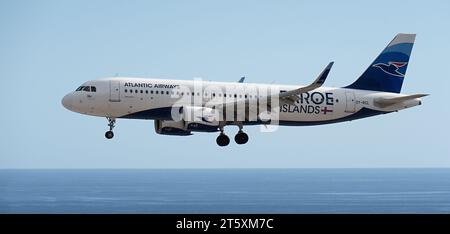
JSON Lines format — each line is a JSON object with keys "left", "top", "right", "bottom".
{"left": 345, "top": 33, "right": 416, "bottom": 93}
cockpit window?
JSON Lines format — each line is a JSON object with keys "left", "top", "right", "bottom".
{"left": 75, "top": 85, "right": 96, "bottom": 92}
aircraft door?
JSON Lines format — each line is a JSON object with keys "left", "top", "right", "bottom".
{"left": 345, "top": 91, "right": 356, "bottom": 113}
{"left": 109, "top": 80, "right": 121, "bottom": 102}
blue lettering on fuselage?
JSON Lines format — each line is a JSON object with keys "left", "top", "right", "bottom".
{"left": 281, "top": 104, "right": 320, "bottom": 114}
{"left": 281, "top": 92, "right": 334, "bottom": 115}
{"left": 124, "top": 82, "right": 179, "bottom": 89}
{"left": 298, "top": 92, "right": 333, "bottom": 105}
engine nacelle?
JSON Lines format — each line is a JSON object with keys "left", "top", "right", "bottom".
{"left": 182, "top": 106, "right": 220, "bottom": 132}
{"left": 154, "top": 120, "right": 191, "bottom": 136}
{"left": 154, "top": 106, "right": 220, "bottom": 135}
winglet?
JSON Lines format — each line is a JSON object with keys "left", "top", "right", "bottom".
{"left": 314, "top": 61, "right": 334, "bottom": 87}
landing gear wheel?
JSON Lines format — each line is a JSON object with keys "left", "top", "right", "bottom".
{"left": 105, "top": 117, "right": 116, "bottom": 139}
{"left": 216, "top": 134, "right": 230, "bottom": 147}
{"left": 234, "top": 131, "right": 249, "bottom": 144}
{"left": 105, "top": 131, "right": 114, "bottom": 139}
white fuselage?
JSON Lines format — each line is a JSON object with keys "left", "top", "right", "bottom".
{"left": 62, "top": 77, "right": 421, "bottom": 126}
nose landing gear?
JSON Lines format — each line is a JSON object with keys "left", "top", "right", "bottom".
{"left": 105, "top": 117, "right": 116, "bottom": 139}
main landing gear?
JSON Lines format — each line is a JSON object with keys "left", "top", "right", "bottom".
{"left": 105, "top": 117, "right": 116, "bottom": 139}
{"left": 234, "top": 123, "right": 248, "bottom": 145}
{"left": 216, "top": 125, "right": 249, "bottom": 147}
{"left": 216, "top": 127, "right": 230, "bottom": 147}
{"left": 234, "top": 130, "right": 249, "bottom": 145}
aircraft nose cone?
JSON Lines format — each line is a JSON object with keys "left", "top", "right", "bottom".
{"left": 62, "top": 94, "right": 73, "bottom": 110}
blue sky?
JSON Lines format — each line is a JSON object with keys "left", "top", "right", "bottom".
{"left": 0, "top": 0, "right": 449, "bottom": 168}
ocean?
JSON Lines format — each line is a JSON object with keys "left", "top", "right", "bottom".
{"left": 1, "top": 169, "right": 450, "bottom": 213}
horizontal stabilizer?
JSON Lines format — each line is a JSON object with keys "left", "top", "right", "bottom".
{"left": 374, "top": 94, "right": 428, "bottom": 108}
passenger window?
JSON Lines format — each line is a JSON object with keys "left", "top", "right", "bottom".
{"left": 91, "top": 86, "right": 96, "bottom": 92}
{"left": 140, "top": 90, "right": 143, "bottom": 94}
{"left": 151, "top": 90, "right": 154, "bottom": 94}
{"left": 82, "top": 86, "right": 91, "bottom": 92}
{"left": 125, "top": 89, "right": 128, "bottom": 93}
{"left": 167, "top": 91, "right": 170, "bottom": 95}
{"left": 135, "top": 90, "right": 138, "bottom": 93}
{"left": 145, "top": 90, "right": 148, "bottom": 94}
{"left": 156, "top": 91, "right": 159, "bottom": 94}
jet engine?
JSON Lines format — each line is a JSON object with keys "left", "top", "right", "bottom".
{"left": 154, "top": 106, "right": 220, "bottom": 135}
{"left": 154, "top": 119, "right": 191, "bottom": 136}
{"left": 182, "top": 106, "right": 220, "bottom": 132}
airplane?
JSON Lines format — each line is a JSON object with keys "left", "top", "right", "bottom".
{"left": 62, "top": 33, "right": 427, "bottom": 146}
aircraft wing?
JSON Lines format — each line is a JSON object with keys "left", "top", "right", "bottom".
{"left": 215, "top": 62, "right": 333, "bottom": 120}
{"left": 277, "top": 62, "right": 333, "bottom": 105}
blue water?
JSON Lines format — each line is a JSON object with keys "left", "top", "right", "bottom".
{"left": 1, "top": 169, "right": 450, "bottom": 213}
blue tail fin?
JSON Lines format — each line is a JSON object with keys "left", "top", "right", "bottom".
{"left": 345, "top": 33, "right": 416, "bottom": 93}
